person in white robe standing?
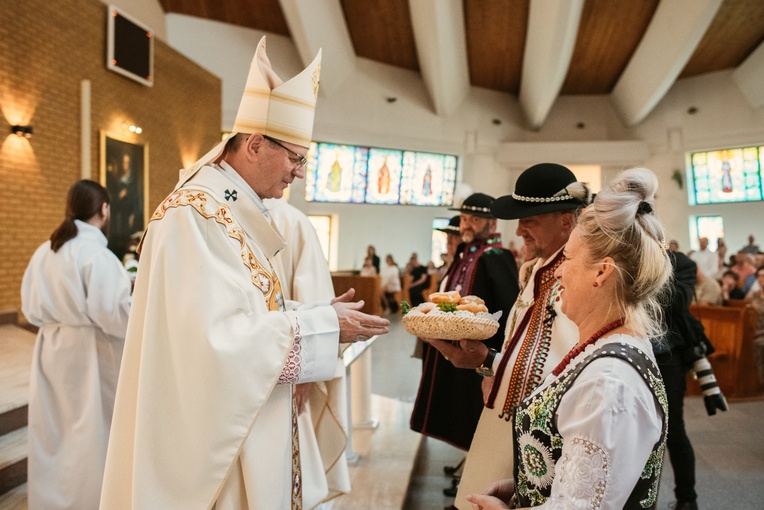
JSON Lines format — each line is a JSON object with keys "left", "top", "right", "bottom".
{"left": 266, "top": 197, "right": 352, "bottom": 509}
{"left": 99, "top": 37, "right": 389, "bottom": 510}
{"left": 21, "top": 179, "right": 132, "bottom": 510}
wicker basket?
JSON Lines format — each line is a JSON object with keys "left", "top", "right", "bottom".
{"left": 402, "top": 313, "right": 499, "bottom": 341}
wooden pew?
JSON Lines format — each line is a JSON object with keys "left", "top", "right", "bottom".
{"left": 687, "top": 303, "right": 760, "bottom": 399}
{"left": 422, "top": 273, "right": 439, "bottom": 302}
{"left": 331, "top": 272, "right": 383, "bottom": 316}
{"left": 400, "top": 274, "right": 412, "bottom": 305}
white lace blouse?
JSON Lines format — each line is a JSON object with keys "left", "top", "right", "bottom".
{"left": 530, "top": 334, "right": 664, "bottom": 510}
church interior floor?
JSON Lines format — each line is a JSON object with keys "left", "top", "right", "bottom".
{"left": 3, "top": 317, "right": 764, "bottom": 509}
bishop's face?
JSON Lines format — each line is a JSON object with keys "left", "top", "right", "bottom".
{"left": 254, "top": 136, "right": 308, "bottom": 199}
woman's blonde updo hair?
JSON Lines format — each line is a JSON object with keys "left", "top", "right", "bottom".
{"left": 575, "top": 167, "right": 672, "bottom": 338}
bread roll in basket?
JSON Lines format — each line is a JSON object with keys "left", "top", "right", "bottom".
{"left": 401, "top": 291, "right": 500, "bottom": 341}
{"left": 402, "top": 312, "right": 499, "bottom": 341}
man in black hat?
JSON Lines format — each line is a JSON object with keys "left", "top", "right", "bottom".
{"left": 410, "top": 193, "right": 520, "bottom": 480}
{"left": 424, "top": 164, "right": 591, "bottom": 509}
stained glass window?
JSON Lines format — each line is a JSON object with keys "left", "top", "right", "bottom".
{"left": 305, "top": 143, "right": 368, "bottom": 203}
{"left": 305, "top": 142, "right": 457, "bottom": 205}
{"left": 690, "top": 146, "right": 764, "bottom": 204}
{"left": 366, "top": 148, "right": 403, "bottom": 204}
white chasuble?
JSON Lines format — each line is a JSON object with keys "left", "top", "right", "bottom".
{"left": 100, "top": 166, "right": 339, "bottom": 510}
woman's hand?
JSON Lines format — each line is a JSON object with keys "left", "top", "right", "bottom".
{"left": 466, "top": 478, "right": 517, "bottom": 509}
{"left": 466, "top": 494, "right": 510, "bottom": 510}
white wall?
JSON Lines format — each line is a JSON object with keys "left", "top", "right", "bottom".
{"left": 130, "top": 6, "right": 764, "bottom": 268}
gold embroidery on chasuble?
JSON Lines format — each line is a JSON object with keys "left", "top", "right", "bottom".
{"left": 500, "top": 256, "right": 564, "bottom": 419}
{"left": 148, "top": 190, "right": 284, "bottom": 310}
{"left": 148, "top": 189, "right": 303, "bottom": 508}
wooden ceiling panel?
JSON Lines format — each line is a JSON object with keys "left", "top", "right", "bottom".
{"left": 680, "top": 0, "right": 764, "bottom": 78}
{"left": 158, "top": 0, "right": 290, "bottom": 35}
{"left": 464, "top": 0, "right": 529, "bottom": 93}
{"left": 561, "top": 0, "right": 659, "bottom": 95}
{"left": 339, "top": 0, "right": 419, "bottom": 71}
{"left": 157, "top": 0, "right": 764, "bottom": 97}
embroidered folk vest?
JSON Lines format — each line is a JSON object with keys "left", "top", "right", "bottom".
{"left": 511, "top": 343, "right": 668, "bottom": 509}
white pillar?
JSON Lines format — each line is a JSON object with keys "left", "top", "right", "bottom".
{"left": 80, "top": 79, "right": 91, "bottom": 179}
{"left": 350, "top": 349, "right": 377, "bottom": 429}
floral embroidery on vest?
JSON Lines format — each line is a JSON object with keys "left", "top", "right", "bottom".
{"left": 512, "top": 343, "right": 667, "bottom": 509}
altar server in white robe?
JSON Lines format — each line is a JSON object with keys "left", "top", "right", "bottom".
{"left": 99, "top": 37, "right": 389, "bottom": 510}
{"left": 267, "top": 197, "right": 352, "bottom": 509}
{"left": 21, "top": 179, "right": 132, "bottom": 510}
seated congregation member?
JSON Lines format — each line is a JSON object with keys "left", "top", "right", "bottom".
{"left": 21, "top": 180, "right": 132, "bottom": 510}
{"left": 694, "top": 266, "right": 723, "bottom": 306}
{"left": 467, "top": 168, "right": 671, "bottom": 509}
{"left": 360, "top": 256, "right": 378, "bottom": 276}
{"left": 721, "top": 269, "right": 746, "bottom": 301}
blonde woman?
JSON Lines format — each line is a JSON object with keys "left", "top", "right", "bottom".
{"left": 468, "top": 168, "right": 671, "bottom": 509}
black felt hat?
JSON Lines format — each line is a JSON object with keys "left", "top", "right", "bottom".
{"left": 436, "top": 215, "right": 461, "bottom": 235}
{"left": 491, "top": 163, "right": 588, "bottom": 220}
{"left": 449, "top": 193, "right": 495, "bottom": 218}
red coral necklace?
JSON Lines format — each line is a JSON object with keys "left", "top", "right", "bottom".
{"left": 552, "top": 318, "right": 625, "bottom": 376}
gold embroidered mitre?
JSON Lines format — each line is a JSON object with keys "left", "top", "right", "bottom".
{"left": 233, "top": 36, "right": 321, "bottom": 147}
{"left": 177, "top": 36, "right": 322, "bottom": 188}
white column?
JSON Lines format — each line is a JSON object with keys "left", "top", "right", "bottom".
{"left": 80, "top": 79, "right": 91, "bottom": 179}
{"left": 350, "top": 349, "right": 377, "bottom": 429}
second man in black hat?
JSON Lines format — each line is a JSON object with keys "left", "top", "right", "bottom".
{"left": 410, "top": 192, "right": 520, "bottom": 478}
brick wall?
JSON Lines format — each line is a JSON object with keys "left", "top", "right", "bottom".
{"left": 0, "top": 0, "right": 221, "bottom": 313}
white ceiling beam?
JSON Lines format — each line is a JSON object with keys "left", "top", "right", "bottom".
{"left": 610, "top": 0, "right": 723, "bottom": 126}
{"left": 519, "top": 0, "right": 585, "bottom": 130}
{"left": 278, "top": 0, "right": 356, "bottom": 96}
{"left": 733, "top": 41, "right": 764, "bottom": 108}
{"left": 408, "top": 0, "right": 470, "bottom": 117}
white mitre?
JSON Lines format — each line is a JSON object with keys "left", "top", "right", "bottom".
{"left": 176, "top": 36, "right": 322, "bottom": 189}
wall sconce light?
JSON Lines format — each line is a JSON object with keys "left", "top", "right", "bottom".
{"left": 10, "top": 125, "right": 33, "bottom": 138}
{"left": 122, "top": 122, "right": 142, "bottom": 134}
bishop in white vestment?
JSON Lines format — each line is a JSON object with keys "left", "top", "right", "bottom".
{"left": 99, "top": 37, "right": 388, "bottom": 510}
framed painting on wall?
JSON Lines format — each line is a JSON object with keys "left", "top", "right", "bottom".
{"left": 100, "top": 131, "right": 148, "bottom": 262}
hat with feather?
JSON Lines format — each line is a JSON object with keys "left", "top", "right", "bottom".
{"left": 491, "top": 163, "right": 591, "bottom": 219}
